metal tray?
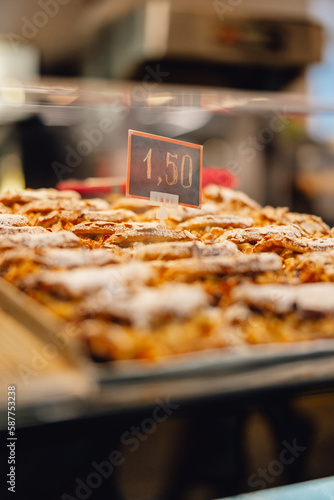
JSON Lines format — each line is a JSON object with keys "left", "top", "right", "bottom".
{"left": 2, "top": 275, "right": 334, "bottom": 425}
{"left": 97, "top": 340, "right": 334, "bottom": 384}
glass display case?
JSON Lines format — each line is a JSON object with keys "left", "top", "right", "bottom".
{"left": 2, "top": 80, "right": 334, "bottom": 500}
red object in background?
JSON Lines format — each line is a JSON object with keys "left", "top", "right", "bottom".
{"left": 202, "top": 168, "right": 237, "bottom": 189}
{"left": 57, "top": 178, "right": 126, "bottom": 196}
{"left": 218, "top": 25, "right": 242, "bottom": 45}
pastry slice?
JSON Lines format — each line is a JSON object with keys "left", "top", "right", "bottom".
{"left": 35, "top": 210, "right": 81, "bottom": 228}
{"left": 131, "top": 240, "right": 238, "bottom": 261}
{"left": 232, "top": 282, "right": 334, "bottom": 315}
{"left": 0, "top": 188, "right": 81, "bottom": 205}
{"left": 78, "top": 209, "right": 136, "bottom": 223}
{"left": 167, "top": 203, "right": 222, "bottom": 223}
{"left": 0, "top": 214, "right": 31, "bottom": 226}
{"left": 286, "top": 250, "right": 334, "bottom": 281}
{"left": 281, "top": 212, "right": 330, "bottom": 236}
{"left": 219, "top": 225, "right": 304, "bottom": 244}
{"left": 159, "top": 252, "right": 282, "bottom": 281}
{"left": 19, "top": 197, "right": 109, "bottom": 214}
{"left": 103, "top": 226, "right": 195, "bottom": 247}
{"left": 0, "top": 231, "right": 80, "bottom": 249}
{"left": 253, "top": 235, "right": 334, "bottom": 254}
{"left": 0, "top": 247, "right": 120, "bottom": 269}
{"left": 203, "top": 185, "right": 261, "bottom": 210}
{"left": 0, "top": 226, "right": 48, "bottom": 235}
{"left": 177, "top": 214, "right": 254, "bottom": 231}
{"left": 20, "top": 262, "right": 156, "bottom": 298}
{"left": 111, "top": 197, "right": 152, "bottom": 213}
{"left": 79, "top": 283, "right": 209, "bottom": 328}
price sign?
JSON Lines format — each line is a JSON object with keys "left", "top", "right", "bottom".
{"left": 127, "top": 130, "right": 202, "bottom": 208}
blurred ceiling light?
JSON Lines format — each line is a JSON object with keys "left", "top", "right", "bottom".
{"left": 250, "top": 98, "right": 271, "bottom": 102}
{"left": 201, "top": 95, "right": 249, "bottom": 111}
{"left": 143, "top": 1, "right": 170, "bottom": 58}
{"left": 145, "top": 94, "right": 174, "bottom": 106}
{"left": 0, "top": 38, "right": 39, "bottom": 83}
{"left": 165, "top": 108, "right": 211, "bottom": 132}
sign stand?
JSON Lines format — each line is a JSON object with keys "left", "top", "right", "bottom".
{"left": 149, "top": 191, "right": 179, "bottom": 226}
{"left": 156, "top": 205, "right": 168, "bottom": 226}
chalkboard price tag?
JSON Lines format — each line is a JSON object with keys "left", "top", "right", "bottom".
{"left": 127, "top": 130, "right": 202, "bottom": 208}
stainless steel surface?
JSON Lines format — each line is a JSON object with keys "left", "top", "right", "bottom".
{"left": 3, "top": 349, "right": 334, "bottom": 428}
{"left": 100, "top": 1, "right": 321, "bottom": 83}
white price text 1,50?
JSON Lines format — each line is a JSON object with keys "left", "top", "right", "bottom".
{"left": 143, "top": 149, "right": 193, "bottom": 188}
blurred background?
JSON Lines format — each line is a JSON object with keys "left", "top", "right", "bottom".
{"left": 0, "top": 0, "right": 334, "bottom": 222}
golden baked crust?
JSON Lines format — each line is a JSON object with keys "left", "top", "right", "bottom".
{"left": 253, "top": 235, "right": 334, "bottom": 254}
{"left": 177, "top": 214, "right": 254, "bottom": 231}
{"left": 103, "top": 225, "right": 196, "bottom": 247}
{"left": 2, "top": 185, "right": 334, "bottom": 362}
{"left": 130, "top": 240, "right": 239, "bottom": 261}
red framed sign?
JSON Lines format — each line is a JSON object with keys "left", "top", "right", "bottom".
{"left": 126, "top": 130, "right": 203, "bottom": 208}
